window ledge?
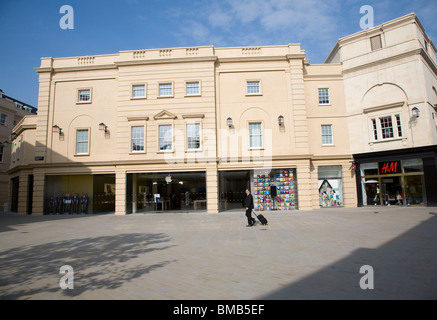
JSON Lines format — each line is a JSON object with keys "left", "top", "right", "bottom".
{"left": 246, "top": 93, "right": 263, "bottom": 97}
{"left": 131, "top": 97, "right": 147, "bottom": 100}
{"left": 370, "top": 137, "right": 406, "bottom": 144}
{"left": 76, "top": 101, "right": 92, "bottom": 105}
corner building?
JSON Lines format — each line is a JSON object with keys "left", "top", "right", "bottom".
{"left": 9, "top": 13, "right": 436, "bottom": 215}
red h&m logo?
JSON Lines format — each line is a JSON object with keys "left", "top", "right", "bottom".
{"left": 378, "top": 161, "right": 401, "bottom": 174}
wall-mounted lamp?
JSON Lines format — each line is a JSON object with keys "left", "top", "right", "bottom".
{"left": 278, "top": 115, "right": 284, "bottom": 126}
{"left": 99, "top": 122, "right": 108, "bottom": 133}
{"left": 52, "top": 125, "right": 63, "bottom": 135}
{"left": 227, "top": 117, "right": 233, "bottom": 128}
{"left": 411, "top": 107, "right": 420, "bottom": 118}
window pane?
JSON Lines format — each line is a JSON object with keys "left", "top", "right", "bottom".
{"left": 249, "top": 123, "right": 262, "bottom": 148}
{"left": 247, "top": 81, "right": 260, "bottom": 94}
{"left": 318, "top": 88, "right": 330, "bottom": 104}
{"left": 187, "top": 123, "right": 200, "bottom": 149}
{"left": 132, "top": 85, "right": 145, "bottom": 97}
{"left": 372, "top": 119, "right": 378, "bottom": 140}
{"left": 78, "top": 90, "right": 90, "bottom": 102}
{"left": 76, "top": 129, "right": 88, "bottom": 154}
{"left": 370, "top": 35, "right": 382, "bottom": 51}
{"left": 395, "top": 114, "right": 402, "bottom": 137}
{"left": 321, "top": 125, "right": 333, "bottom": 145}
{"left": 159, "top": 125, "right": 172, "bottom": 150}
{"left": 186, "top": 82, "right": 199, "bottom": 95}
{"left": 159, "top": 83, "right": 172, "bottom": 96}
{"left": 380, "top": 116, "right": 393, "bottom": 139}
{"left": 131, "top": 126, "right": 144, "bottom": 151}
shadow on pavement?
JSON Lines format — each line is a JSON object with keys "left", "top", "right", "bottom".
{"left": 0, "top": 232, "right": 176, "bottom": 299}
{"left": 259, "top": 212, "right": 437, "bottom": 300}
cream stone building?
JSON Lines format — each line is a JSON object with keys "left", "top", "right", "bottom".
{"left": 8, "top": 13, "right": 437, "bottom": 215}
{"left": 0, "top": 90, "right": 36, "bottom": 212}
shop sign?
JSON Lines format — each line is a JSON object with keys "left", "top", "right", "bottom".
{"left": 378, "top": 161, "right": 401, "bottom": 174}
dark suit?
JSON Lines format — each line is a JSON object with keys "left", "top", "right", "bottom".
{"left": 244, "top": 192, "right": 255, "bottom": 226}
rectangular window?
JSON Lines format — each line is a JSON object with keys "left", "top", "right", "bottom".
{"left": 318, "top": 88, "right": 330, "bottom": 105}
{"left": 131, "top": 126, "right": 145, "bottom": 152}
{"left": 187, "top": 123, "right": 201, "bottom": 150}
{"left": 380, "top": 116, "right": 394, "bottom": 139}
{"left": 0, "top": 114, "right": 6, "bottom": 125}
{"left": 78, "top": 89, "right": 91, "bottom": 102}
{"left": 0, "top": 146, "right": 3, "bottom": 162}
{"left": 76, "top": 129, "right": 89, "bottom": 155}
{"left": 132, "top": 85, "right": 145, "bottom": 98}
{"left": 370, "top": 35, "right": 382, "bottom": 51}
{"left": 249, "top": 122, "right": 262, "bottom": 148}
{"left": 247, "top": 81, "right": 260, "bottom": 94}
{"left": 159, "top": 83, "right": 173, "bottom": 97}
{"left": 395, "top": 114, "right": 402, "bottom": 137}
{"left": 321, "top": 125, "right": 333, "bottom": 145}
{"left": 186, "top": 82, "right": 200, "bottom": 96}
{"left": 159, "top": 125, "right": 172, "bottom": 151}
{"left": 372, "top": 119, "right": 378, "bottom": 140}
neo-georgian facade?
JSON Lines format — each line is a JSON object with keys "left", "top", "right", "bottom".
{"left": 8, "top": 13, "right": 437, "bottom": 215}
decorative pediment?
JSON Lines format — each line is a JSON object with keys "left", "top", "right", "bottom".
{"left": 153, "top": 110, "right": 177, "bottom": 120}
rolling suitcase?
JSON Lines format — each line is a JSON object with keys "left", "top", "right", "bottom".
{"left": 252, "top": 209, "right": 268, "bottom": 225}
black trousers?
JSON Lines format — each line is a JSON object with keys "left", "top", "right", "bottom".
{"left": 246, "top": 208, "right": 255, "bottom": 225}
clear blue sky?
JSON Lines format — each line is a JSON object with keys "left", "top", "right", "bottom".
{"left": 1, "top": 0, "right": 436, "bottom": 108}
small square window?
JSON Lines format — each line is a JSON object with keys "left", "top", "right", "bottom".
{"left": 186, "top": 82, "right": 200, "bottom": 96}
{"left": 159, "top": 83, "right": 173, "bottom": 97}
{"left": 132, "top": 85, "right": 146, "bottom": 98}
{"left": 78, "top": 89, "right": 91, "bottom": 103}
{"left": 247, "top": 81, "right": 261, "bottom": 95}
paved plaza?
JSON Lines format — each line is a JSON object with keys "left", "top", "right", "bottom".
{"left": 0, "top": 206, "right": 436, "bottom": 300}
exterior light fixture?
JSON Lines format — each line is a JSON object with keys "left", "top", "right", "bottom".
{"left": 227, "top": 117, "right": 233, "bottom": 128}
{"left": 99, "top": 122, "right": 108, "bottom": 133}
{"left": 52, "top": 125, "right": 63, "bottom": 135}
{"left": 278, "top": 115, "right": 284, "bottom": 126}
{"left": 411, "top": 107, "right": 420, "bottom": 118}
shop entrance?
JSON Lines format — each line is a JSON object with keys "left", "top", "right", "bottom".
{"left": 381, "top": 176, "right": 403, "bottom": 205}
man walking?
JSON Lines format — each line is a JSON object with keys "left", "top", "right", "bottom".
{"left": 244, "top": 188, "right": 256, "bottom": 227}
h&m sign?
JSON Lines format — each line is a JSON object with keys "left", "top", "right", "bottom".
{"left": 378, "top": 161, "right": 401, "bottom": 174}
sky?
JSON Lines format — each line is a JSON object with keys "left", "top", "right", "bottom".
{"left": 1, "top": 0, "right": 436, "bottom": 108}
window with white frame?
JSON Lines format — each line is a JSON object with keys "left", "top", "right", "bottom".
{"left": 0, "top": 114, "right": 6, "bottom": 126}
{"left": 159, "top": 83, "right": 173, "bottom": 97}
{"left": 318, "top": 88, "right": 330, "bottom": 105}
{"left": 132, "top": 85, "right": 146, "bottom": 98}
{"left": 371, "top": 114, "right": 403, "bottom": 141}
{"left": 76, "top": 129, "right": 89, "bottom": 155}
{"left": 77, "top": 89, "right": 91, "bottom": 103}
{"left": 247, "top": 81, "right": 261, "bottom": 94}
{"left": 321, "top": 125, "right": 333, "bottom": 145}
{"left": 249, "top": 122, "right": 262, "bottom": 148}
{"left": 187, "top": 123, "right": 201, "bottom": 150}
{"left": 186, "top": 82, "right": 200, "bottom": 96}
{"left": 159, "top": 125, "right": 173, "bottom": 150}
{"left": 131, "top": 126, "right": 145, "bottom": 152}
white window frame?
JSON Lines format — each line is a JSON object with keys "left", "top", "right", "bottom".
{"left": 246, "top": 80, "right": 262, "bottom": 95}
{"left": 158, "top": 82, "right": 174, "bottom": 98}
{"left": 370, "top": 114, "right": 403, "bottom": 142}
{"left": 158, "top": 124, "right": 173, "bottom": 151}
{"left": 318, "top": 88, "right": 330, "bottom": 105}
{"left": 131, "top": 125, "right": 145, "bottom": 153}
{"left": 77, "top": 88, "right": 92, "bottom": 104}
{"left": 132, "top": 84, "right": 146, "bottom": 99}
{"left": 185, "top": 81, "right": 201, "bottom": 96}
{"left": 186, "top": 123, "right": 201, "bottom": 151}
{"left": 321, "top": 124, "right": 334, "bottom": 146}
{"left": 249, "top": 122, "right": 263, "bottom": 149}
{"left": 75, "top": 128, "right": 90, "bottom": 155}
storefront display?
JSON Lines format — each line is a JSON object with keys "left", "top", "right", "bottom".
{"left": 318, "top": 166, "right": 343, "bottom": 207}
{"left": 252, "top": 169, "right": 297, "bottom": 211}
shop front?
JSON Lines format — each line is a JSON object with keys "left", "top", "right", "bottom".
{"left": 219, "top": 168, "right": 298, "bottom": 212}
{"left": 354, "top": 146, "right": 437, "bottom": 207}
{"left": 126, "top": 171, "right": 207, "bottom": 213}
